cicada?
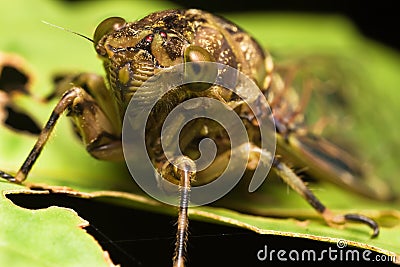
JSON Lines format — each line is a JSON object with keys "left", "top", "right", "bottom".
{"left": 0, "top": 9, "right": 395, "bottom": 267}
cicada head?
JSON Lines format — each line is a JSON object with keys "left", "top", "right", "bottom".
{"left": 93, "top": 11, "right": 197, "bottom": 109}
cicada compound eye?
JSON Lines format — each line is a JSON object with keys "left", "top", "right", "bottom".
{"left": 94, "top": 17, "right": 127, "bottom": 55}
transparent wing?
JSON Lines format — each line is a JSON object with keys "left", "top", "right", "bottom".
{"left": 272, "top": 53, "right": 396, "bottom": 201}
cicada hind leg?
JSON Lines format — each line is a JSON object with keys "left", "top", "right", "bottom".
{"left": 264, "top": 58, "right": 380, "bottom": 236}
{"left": 271, "top": 157, "right": 379, "bottom": 237}
{"left": 205, "top": 140, "right": 381, "bottom": 237}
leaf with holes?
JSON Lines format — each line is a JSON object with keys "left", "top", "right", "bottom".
{"left": 0, "top": 182, "right": 116, "bottom": 267}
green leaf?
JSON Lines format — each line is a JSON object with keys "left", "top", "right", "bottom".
{"left": 0, "top": 182, "right": 116, "bottom": 267}
{"left": 1, "top": 0, "right": 399, "bottom": 265}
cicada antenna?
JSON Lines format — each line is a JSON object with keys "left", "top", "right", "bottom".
{"left": 41, "top": 20, "right": 94, "bottom": 43}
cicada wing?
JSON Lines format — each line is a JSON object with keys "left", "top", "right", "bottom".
{"left": 271, "top": 53, "right": 395, "bottom": 201}
{"left": 272, "top": 54, "right": 363, "bottom": 131}
{"left": 276, "top": 132, "right": 395, "bottom": 201}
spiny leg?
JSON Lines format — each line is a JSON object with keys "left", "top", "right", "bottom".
{"left": 272, "top": 157, "right": 379, "bottom": 237}
{"left": 160, "top": 156, "right": 196, "bottom": 267}
{"left": 174, "top": 160, "right": 194, "bottom": 267}
{"left": 0, "top": 170, "right": 14, "bottom": 181}
{"left": 197, "top": 141, "right": 379, "bottom": 237}
{"left": 174, "top": 174, "right": 190, "bottom": 267}
{"left": 1, "top": 78, "right": 122, "bottom": 183}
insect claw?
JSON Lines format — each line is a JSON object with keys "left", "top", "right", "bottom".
{"left": 344, "top": 213, "right": 380, "bottom": 238}
{"left": 0, "top": 170, "right": 17, "bottom": 183}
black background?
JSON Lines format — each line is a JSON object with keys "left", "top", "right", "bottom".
{"left": 168, "top": 0, "right": 399, "bottom": 52}
{"left": 61, "top": 0, "right": 399, "bottom": 51}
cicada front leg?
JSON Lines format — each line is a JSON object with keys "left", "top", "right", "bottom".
{"left": 0, "top": 73, "right": 123, "bottom": 183}
{"left": 156, "top": 156, "right": 196, "bottom": 267}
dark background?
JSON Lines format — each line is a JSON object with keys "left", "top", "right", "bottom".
{"left": 61, "top": 0, "right": 399, "bottom": 51}
{"left": 168, "top": 0, "right": 399, "bottom": 52}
